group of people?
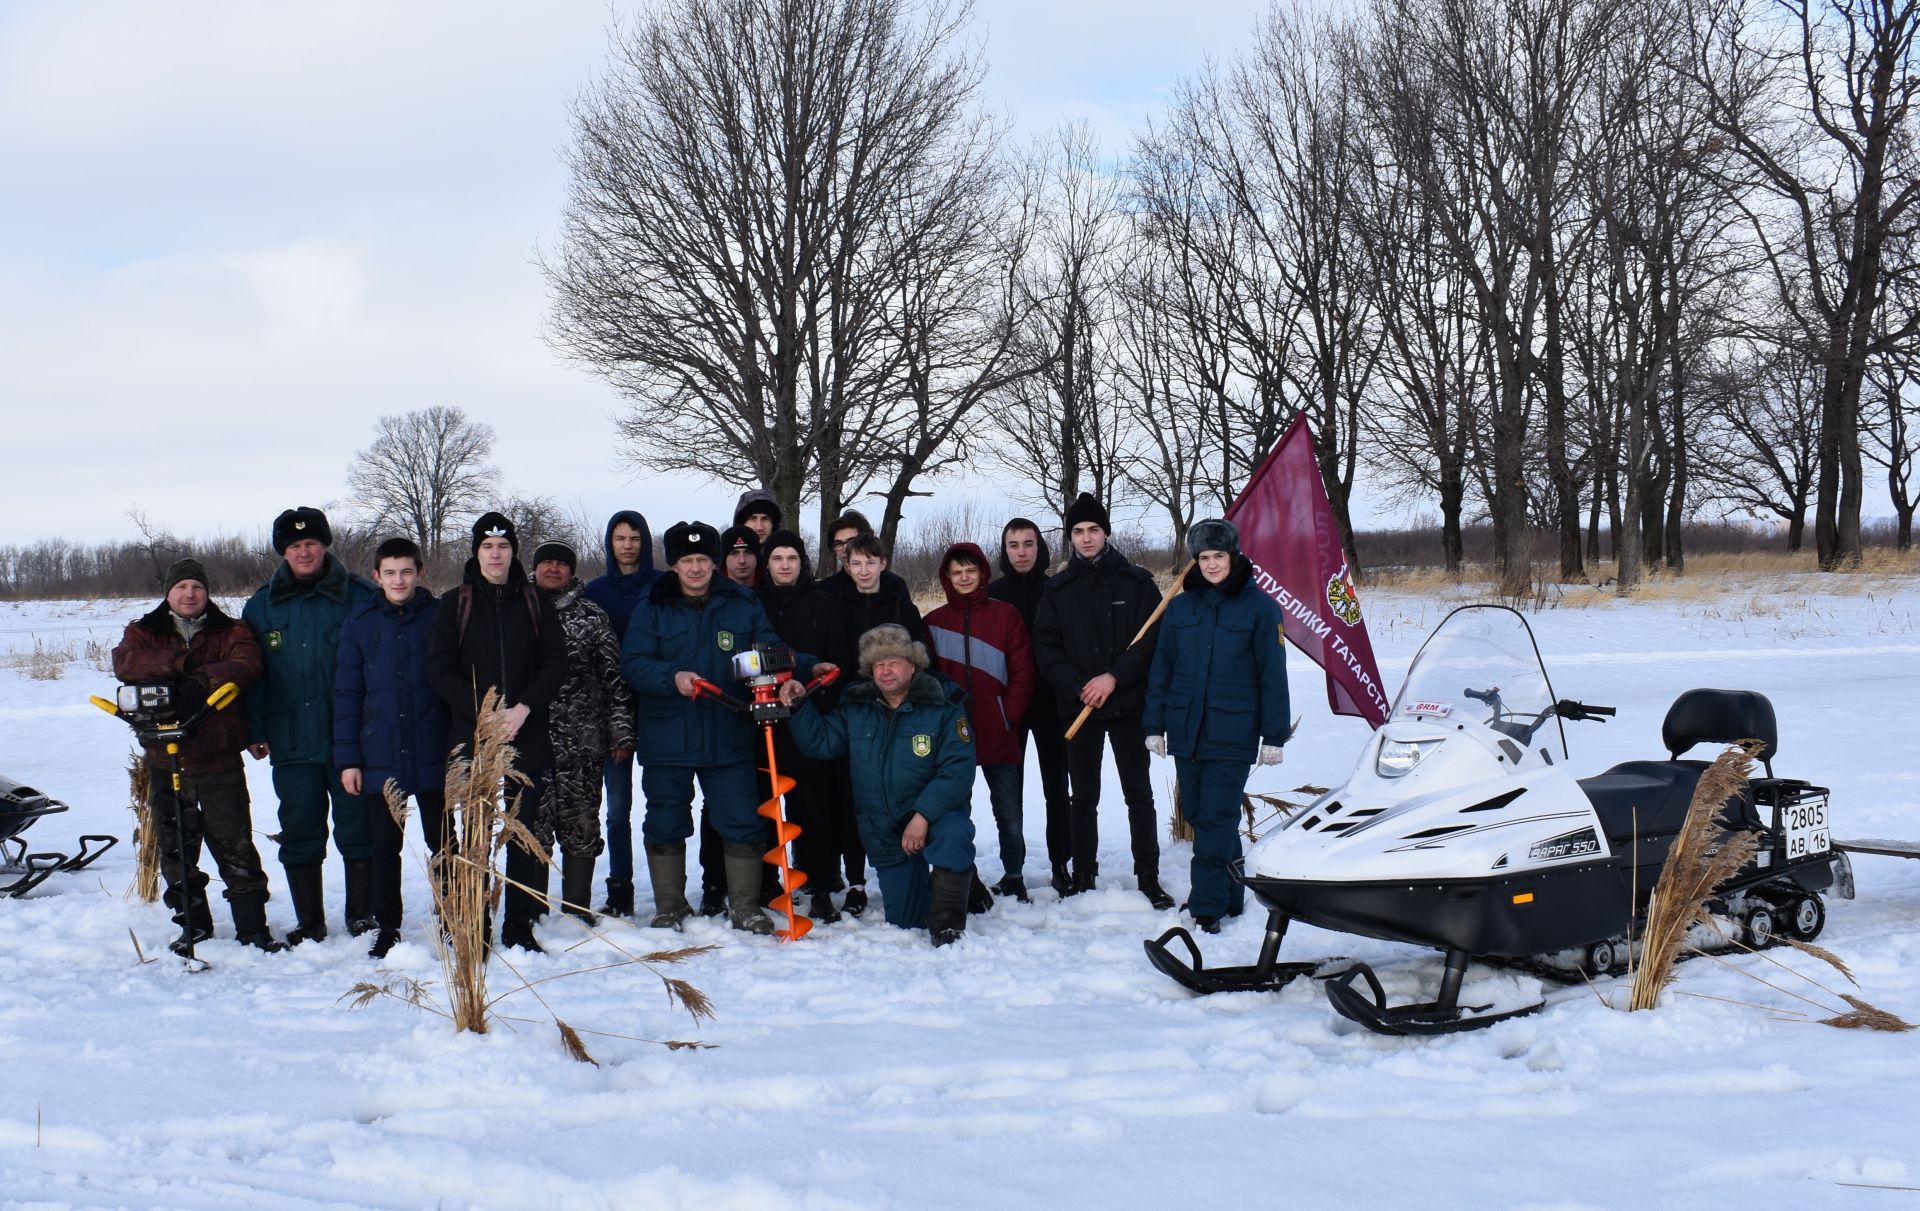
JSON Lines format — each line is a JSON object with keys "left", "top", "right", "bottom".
{"left": 111, "top": 487, "right": 1293, "bottom": 959}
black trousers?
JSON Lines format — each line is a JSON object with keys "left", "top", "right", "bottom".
{"left": 364, "top": 789, "right": 449, "bottom": 931}
{"left": 1024, "top": 717, "right": 1073, "bottom": 869}
{"left": 151, "top": 767, "right": 268, "bottom": 918}
{"left": 1066, "top": 714, "right": 1159, "bottom": 878}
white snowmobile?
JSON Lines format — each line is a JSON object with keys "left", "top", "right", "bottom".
{"left": 1144, "top": 604, "right": 1853, "bottom": 1035}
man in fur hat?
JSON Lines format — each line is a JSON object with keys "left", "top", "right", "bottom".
{"left": 782, "top": 624, "right": 980, "bottom": 945}
{"left": 242, "top": 506, "right": 380, "bottom": 945}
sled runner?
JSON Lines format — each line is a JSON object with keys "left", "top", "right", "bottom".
{"left": 0, "top": 775, "right": 117, "bottom": 897}
{"left": 1147, "top": 605, "right": 1851, "bottom": 1036}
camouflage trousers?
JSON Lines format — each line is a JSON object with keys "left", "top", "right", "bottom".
{"left": 533, "top": 756, "right": 606, "bottom": 861}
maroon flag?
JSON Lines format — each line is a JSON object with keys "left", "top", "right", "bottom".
{"left": 1225, "top": 412, "right": 1390, "bottom": 727}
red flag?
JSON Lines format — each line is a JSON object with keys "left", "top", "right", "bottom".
{"left": 1225, "top": 412, "right": 1390, "bottom": 727}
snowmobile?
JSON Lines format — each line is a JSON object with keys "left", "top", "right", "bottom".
{"left": 0, "top": 774, "right": 117, "bottom": 897}
{"left": 1144, "top": 603, "right": 1852, "bottom": 1036}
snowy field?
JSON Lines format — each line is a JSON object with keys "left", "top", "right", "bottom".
{"left": 3, "top": 581, "right": 1919, "bottom": 1210}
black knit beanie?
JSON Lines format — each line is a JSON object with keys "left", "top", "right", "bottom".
{"left": 1063, "top": 493, "right": 1110, "bottom": 534}
{"left": 163, "top": 557, "right": 209, "bottom": 595}
{"left": 531, "top": 540, "right": 577, "bottom": 570}
{"left": 471, "top": 511, "right": 518, "bottom": 555}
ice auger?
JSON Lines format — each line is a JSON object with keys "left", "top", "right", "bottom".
{"left": 688, "top": 645, "right": 841, "bottom": 941}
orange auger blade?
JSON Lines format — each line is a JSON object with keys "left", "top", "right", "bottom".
{"left": 758, "top": 724, "right": 812, "bottom": 941}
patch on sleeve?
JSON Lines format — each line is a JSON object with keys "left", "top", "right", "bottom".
{"left": 264, "top": 630, "right": 284, "bottom": 652}
{"left": 911, "top": 734, "right": 932, "bottom": 758}
{"left": 956, "top": 718, "right": 971, "bottom": 743}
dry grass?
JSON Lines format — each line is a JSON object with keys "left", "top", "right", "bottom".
{"left": 126, "top": 753, "right": 158, "bottom": 903}
{"left": 1361, "top": 548, "right": 1920, "bottom": 606}
{"left": 340, "top": 691, "right": 720, "bottom": 1058}
{"left": 1629, "top": 741, "right": 1764, "bottom": 1011}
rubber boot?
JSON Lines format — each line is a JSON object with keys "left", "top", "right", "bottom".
{"left": 928, "top": 865, "right": 972, "bottom": 947}
{"left": 601, "top": 877, "right": 635, "bottom": 918}
{"left": 344, "top": 859, "right": 377, "bottom": 937}
{"left": 229, "top": 892, "right": 287, "bottom": 953}
{"left": 561, "top": 854, "right": 598, "bottom": 927}
{"left": 645, "top": 843, "right": 693, "bottom": 929}
{"left": 283, "top": 864, "right": 328, "bottom": 945}
{"left": 500, "top": 844, "right": 546, "bottom": 953}
{"left": 723, "top": 842, "right": 774, "bottom": 935}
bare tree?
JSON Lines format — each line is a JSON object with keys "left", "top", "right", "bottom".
{"left": 547, "top": 0, "right": 1002, "bottom": 543}
{"left": 1694, "top": 342, "right": 1824, "bottom": 546}
{"left": 343, "top": 406, "right": 499, "bottom": 565}
{"left": 1864, "top": 345, "right": 1920, "bottom": 547}
{"left": 1693, "top": 0, "right": 1920, "bottom": 569}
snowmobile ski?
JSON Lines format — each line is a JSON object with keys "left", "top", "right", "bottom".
{"left": 1323, "top": 952, "right": 1543, "bottom": 1036}
{"left": 1144, "top": 910, "right": 1333, "bottom": 994}
{"left": 0, "top": 850, "right": 65, "bottom": 898}
{"left": 1834, "top": 837, "right": 1920, "bottom": 861}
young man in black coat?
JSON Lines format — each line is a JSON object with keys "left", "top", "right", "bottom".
{"left": 427, "top": 512, "right": 567, "bottom": 952}
{"left": 1030, "top": 494, "right": 1173, "bottom": 908}
{"left": 987, "top": 517, "right": 1073, "bottom": 896}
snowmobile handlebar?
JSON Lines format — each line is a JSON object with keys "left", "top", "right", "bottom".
{"left": 1463, "top": 686, "right": 1500, "bottom": 706}
{"left": 1553, "top": 699, "right": 1615, "bottom": 723}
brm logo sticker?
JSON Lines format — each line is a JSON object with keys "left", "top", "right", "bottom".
{"left": 1528, "top": 828, "right": 1602, "bottom": 863}
{"left": 1402, "top": 700, "right": 1453, "bottom": 718}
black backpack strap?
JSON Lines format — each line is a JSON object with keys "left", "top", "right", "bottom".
{"left": 454, "top": 584, "right": 474, "bottom": 644}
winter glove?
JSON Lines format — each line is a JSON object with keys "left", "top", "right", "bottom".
{"left": 1257, "top": 744, "right": 1284, "bottom": 766}
{"left": 1145, "top": 734, "right": 1169, "bottom": 758}
{"left": 172, "top": 677, "right": 209, "bottom": 720}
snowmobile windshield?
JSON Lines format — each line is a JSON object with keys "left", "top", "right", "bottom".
{"left": 1390, "top": 605, "right": 1567, "bottom": 758}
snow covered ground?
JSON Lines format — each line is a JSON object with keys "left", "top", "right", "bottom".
{"left": 3, "top": 581, "right": 1918, "bottom": 1210}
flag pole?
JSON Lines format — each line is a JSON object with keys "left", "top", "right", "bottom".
{"left": 1063, "top": 559, "right": 1194, "bottom": 742}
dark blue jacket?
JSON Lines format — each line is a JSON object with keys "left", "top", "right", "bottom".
{"left": 583, "top": 511, "right": 660, "bottom": 642}
{"left": 787, "top": 672, "right": 975, "bottom": 868}
{"left": 621, "top": 572, "right": 808, "bottom": 767}
{"left": 333, "top": 588, "right": 450, "bottom": 798}
{"left": 1143, "top": 560, "right": 1290, "bottom": 762}
{"left": 243, "top": 552, "right": 380, "bottom": 763}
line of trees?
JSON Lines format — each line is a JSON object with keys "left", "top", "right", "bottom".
{"left": 544, "top": 0, "right": 1920, "bottom": 590}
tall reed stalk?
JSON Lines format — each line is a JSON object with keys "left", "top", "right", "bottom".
{"left": 127, "top": 753, "right": 158, "bottom": 903}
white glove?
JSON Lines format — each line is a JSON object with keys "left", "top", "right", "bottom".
{"left": 1257, "top": 744, "right": 1284, "bottom": 766}
{"left": 1145, "top": 734, "right": 1169, "bottom": 758}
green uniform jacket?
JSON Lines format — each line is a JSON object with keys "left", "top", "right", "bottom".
{"left": 787, "top": 672, "right": 975, "bottom": 868}
{"left": 243, "top": 552, "right": 379, "bottom": 764}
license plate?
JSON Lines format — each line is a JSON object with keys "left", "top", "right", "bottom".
{"left": 1782, "top": 795, "right": 1831, "bottom": 859}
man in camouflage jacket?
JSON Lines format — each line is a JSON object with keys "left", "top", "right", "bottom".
{"left": 532, "top": 542, "right": 635, "bottom": 925}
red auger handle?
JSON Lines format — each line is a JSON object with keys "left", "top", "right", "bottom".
{"left": 800, "top": 666, "right": 842, "bottom": 696}
{"left": 690, "top": 677, "right": 749, "bottom": 714}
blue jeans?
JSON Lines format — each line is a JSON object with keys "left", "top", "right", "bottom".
{"left": 872, "top": 812, "right": 975, "bottom": 929}
{"left": 604, "top": 753, "right": 636, "bottom": 881}
{"left": 978, "top": 761, "right": 1025, "bottom": 877}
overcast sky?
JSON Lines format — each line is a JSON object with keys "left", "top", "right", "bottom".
{"left": 0, "top": 0, "right": 1345, "bottom": 552}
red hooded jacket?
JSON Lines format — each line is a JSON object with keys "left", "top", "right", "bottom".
{"left": 924, "top": 542, "right": 1035, "bottom": 766}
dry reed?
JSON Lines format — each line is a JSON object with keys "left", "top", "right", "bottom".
{"left": 1628, "top": 741, "right": 1763, "bottom": 1011}
{"left": 126, "top": 753, "right": 158, "bottom": 903}
{"left": 341, "top": 690, "right": 719, "bottom": 1058}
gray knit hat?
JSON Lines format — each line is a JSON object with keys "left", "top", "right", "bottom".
{"left": 857, "top": 623, "right": 929, "bottom": 675}
{"left": 1185, "top": 518, "right": 1241, "bottom": 560}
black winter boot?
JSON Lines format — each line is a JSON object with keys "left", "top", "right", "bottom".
{"left": 644, "top": 843, "right": 693, "bottom": 929}
{"left": 1050, "top": 864, "right": 1071, "bottom": 897}
{"left": 344, "top": 859, "right": 377, "bottom": 937}
{"left": 1138, "top": 873, "right": 1175, "bottom": 911}
{"left": 283, "top": 864, "right": 328, "bottom": 945}
{"left": 928, "top": 866, "right": 971, "bottom": 946}
{"left": 723, "top": 842, "right": 774, "bottom": 935}
{"left": 992, "top": 874, "right": 1031, "bottom": 904}
{"left": 809, "top": 888, "right": 842, "bottom": 924}
{"left": 229, "top": 892, "right": 287, "bottom": 953}
{"left": 841, "top": 885, "right": 869, "bottom": 918}
{"left": 1066, "top": 862, "right": 1098, "bottom": 897}
{"left": 967, "top": 871, "right": 995, "bottom": 915}
{"left": 561, "top": 855, "right": 598, "bottom": 927}
{"left": 601, "top": 877, "right": 635, "bottom": 918}
{"left": 368, "top": 928, "right": 402, "bottom": 959}
{"left": 165, "top": 884, "right": 215, "bottom": 956}
{"left": 501, "top": 845, "right": 547, "bottom": 953}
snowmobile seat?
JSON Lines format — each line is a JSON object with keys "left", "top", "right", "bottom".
{"left": 0, "top": 778, "right": 65, "bottom": 844}
{"left": 1661, "top": 689, "right": 1777, "bottom": 771}
{"left": 1578, "top": 760, "right": 1710, "bottom": 851}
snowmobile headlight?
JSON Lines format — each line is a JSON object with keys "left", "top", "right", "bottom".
{"left": 1376, "top": 738, "right": 1439, "bottom": 778}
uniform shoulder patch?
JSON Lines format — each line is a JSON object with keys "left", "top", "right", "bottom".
{"left": 956, "top": 718, "right": 971, "bottom": 743}
{"left": 911, "top": 734, "right": 932, "bottom": 758}
{"left": 717, "top": 629, "right": 735, "bottom": 652}
{"left": 264, "top": 630, "right": 284, "bottom": 652}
